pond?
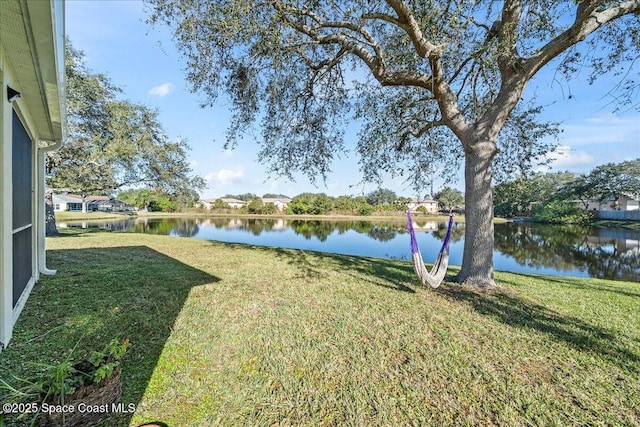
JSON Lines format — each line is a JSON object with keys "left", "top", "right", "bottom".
{"left": 58, "top": 216, "right": 640, "bottom": 282}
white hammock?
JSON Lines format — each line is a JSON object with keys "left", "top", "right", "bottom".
{"left": 407, "top": 210, "right": 454, "bottom": 288}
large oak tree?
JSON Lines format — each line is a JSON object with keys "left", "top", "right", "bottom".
{"left": 146, "top": 0, "right": 639, "bottom": 287}
{"left": 47, "top": 43, "right": 205, "bottom": 210}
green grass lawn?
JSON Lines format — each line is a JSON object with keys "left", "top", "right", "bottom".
{"left": 1, "top": 230, "right": 638, "bottom": 426}
{"left": 55, "top": 211, "right": 137, "bottom": 221}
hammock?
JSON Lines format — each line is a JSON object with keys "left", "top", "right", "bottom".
{"left": 407, "top": 210, "right": 454, "bottom": 288}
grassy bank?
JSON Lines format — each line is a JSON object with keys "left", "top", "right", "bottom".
{"left": 1, "top": 230, "right": 638, "bottom": 426}
{"left": 58, "top": 210, "right": 510, "bottom": 224}
{"left": 55, "top": 211, "right": 137, "bottom": 221}
{"left": 594, "top": 219, "right": 640, "bottom": 230}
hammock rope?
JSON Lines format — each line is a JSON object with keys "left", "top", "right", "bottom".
{"left": 407, "top": 210, "right": 454, "bottom": 288}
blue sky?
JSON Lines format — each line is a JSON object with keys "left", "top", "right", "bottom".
{"left": 65, "top": 1, "right": 639, "bottom": 200}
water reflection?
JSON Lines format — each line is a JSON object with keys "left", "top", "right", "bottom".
{"left": 494, "top": 223, "right": 640, "bottom": 282}
{"left": 58, "top": 216, "right": 639, "bottom": 281}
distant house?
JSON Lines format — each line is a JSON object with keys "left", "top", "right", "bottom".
{"left": 616, "top": 195, "right": 639, "bottom": 211}
{"left": 52, "top": 194, "right": 84, "bottom": 212}
{"left": 578, "top": 194, "right": 640, "bottom": 211}
{"left": 579, "top": 196, "right": 616, "bottom": 211}
{"left": 219, "top": 198, "right": 248, "bottom": 209}
{"left": 262, "top": 197, "right": 292, "bottom": 211}
{"left": 87, "top": 198, "right": 133, "bottom": 212}
{"left": 1, "top": 0, "right": 65, "bottom": 350}
{"left": 198, "top": 198, "right": 248, "bottom": 209}
{"left": 197, "top": 199, "right": 216, "bottom": 209}
{"left": 52, "top": 194, "right": 132, "bottom": 213}
{"left": 407, "top": 199, "right": 439, "bottom": 214}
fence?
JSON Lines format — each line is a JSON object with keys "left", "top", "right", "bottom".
{"left": 595, "top": 210, "right": 640, "bottom": 221}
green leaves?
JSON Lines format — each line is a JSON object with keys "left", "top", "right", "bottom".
{"left": 365, "top": 188, "right": 398, "bottom": 206}
{"left": 531, "top": 200, "right": 594, "bottom": 225}
{"left": 47, "top": 41, "right": 204, "bottom": 199}
{"left": 289, "top": 193, "right": 334, "bottom": 215}
{"left": 585, "top": 159, "right": 640, "bottom": 202}
{"left": 144, "top": 0, "right": 639, "bottom": 189}
{"left": 434, "top": 187, "right": 464, "bottom": 210}
{"left": 144, "top": 0, "right": 639, "bottom": 284}
{"left": 494, "top": 172, "right": 579, "bottom": 217}
{"left": 494, "top": 159, "right": 640, "bottom": 219}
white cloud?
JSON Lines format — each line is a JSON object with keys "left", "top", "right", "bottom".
{"left": 585, "top": 112, "right": 626, "bottom": 124}
{"left": 206, "top": 168, "right": 245, "bottom": 186}
{"left": 544, "top": 145, "right": 595, "bottom": 170}
{"left": 148, "top": 83, "right": 175, "bottom": 97}
{"left": 532, "top": 112, "right": 640, "bottom": 174}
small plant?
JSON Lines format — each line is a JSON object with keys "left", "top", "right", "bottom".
{"left": 0, "top": 338, "right": 130, "bottom": 426}
{"left": 87, "top": 338, "right": 130, "bottom": 384}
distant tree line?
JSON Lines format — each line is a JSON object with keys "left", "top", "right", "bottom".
{"left": 213, "top": 188, "right": 464, "bottom": 216}
{"left": 118, "top": 188, "right": 200, "bottom": 212}
{"left": 494, "top": 159, "right": 640, "bottom": 224}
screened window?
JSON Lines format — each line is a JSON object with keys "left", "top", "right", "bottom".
{"left": 12, "top": 109, "right": 33, "bottom": 308}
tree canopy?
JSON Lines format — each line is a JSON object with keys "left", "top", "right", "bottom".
{"left": 434, "top": 187, "right": 464, "bottom": 211}
{"left": 46, "top": 42, "right": 205, "bottom": 200}
{"left": 581, "top": 159, "right": 640, "bottom": 203}
{"left": 494, "top": 171, "right": 577, "bottom": 217}
{"left": 366, "top": 188, "right": 398, "bottom": 206}
{"left": 495, "top": 159, "right": 640, "bottom": 218}
{"left": 146, "top": 0, "right": 640, "bottom": 287}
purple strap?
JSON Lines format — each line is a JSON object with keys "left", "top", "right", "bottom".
{"left": 441, "top": 213, "right": 454, "bottom": 252}
{"left": 407, "top": 210, "right": 454, "bottom": 255}
{"left": 407, "top": 210, "right": 420, "bottom": 254}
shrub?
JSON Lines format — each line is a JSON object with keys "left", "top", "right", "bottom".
{"left": 532, "top": 201, "right": 594, "bottom": 225}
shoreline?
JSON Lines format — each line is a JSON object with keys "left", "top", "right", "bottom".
{"left": 54, "top": 210, "right": 505, "bottom": 224}
{"left": 54, "top": 211, "right": 639, "bottom": 229}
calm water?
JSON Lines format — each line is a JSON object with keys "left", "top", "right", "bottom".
{"left": 58, "top": 216, "right": 640, "bottom": 282}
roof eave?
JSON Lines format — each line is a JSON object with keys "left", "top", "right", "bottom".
{"left": 2, "top": 0, "right": 66, "bottom": 145}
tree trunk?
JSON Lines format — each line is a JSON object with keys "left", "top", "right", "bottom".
{"left": 457, "top": 142, "right": 498, "bottom": 288}
{"left": 45, "top": 188, "right": 58, "bottom": 236}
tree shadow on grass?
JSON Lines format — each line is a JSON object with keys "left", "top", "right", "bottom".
{"left": 270, "top": 246, "right": 419, "bottom": 293}
{"left": 267, "top": 244, "right": 466, "bottom": 294}
{"left": 509, "top": 273, "right": 640, "bottom": 299}
{"left": 0, "top": 246, "right": 219, "bottom": 427}
{"left": 436, "top": 285, "right": 640, "bottom": 373}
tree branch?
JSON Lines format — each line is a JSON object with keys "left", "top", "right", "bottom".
{"left": 407, "top": 119, "right": 446, "bottom": 138}
{"left": 525, "top": 0, "right": 640, "bottom": 78}
{"left": 384, "top": 0, "right": 445, "bottom": 58}
{"left": 478, "top": 0, "right": 640, "bottom": 144}
{"left": 430, "top": 55, "right": 473, "bottom": 143}
{"left": 497, "top": 0, "right": 523, "bottom": 75}
{"left": 275, "top": 2, "right": 437, "bottom": 89}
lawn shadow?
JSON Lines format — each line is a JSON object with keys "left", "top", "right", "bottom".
{"left": 511, "top": 273, "right": 640, "bottom": 299}
{"left": 270, "top": 246, "right": 418, "bottom": 293}
{"left": 0, "top": 246, "right": 219, "bottom": 427}
{"left": 436, "top": 285, "right": 640, "bottom": 373}
{"left": 48, "top": 227, "right": 111, "bottom": 237}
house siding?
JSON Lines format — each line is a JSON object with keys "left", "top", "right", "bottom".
{"left": 220, "top": 198, "right": 247, "bottom": 209}
{"left": 262, "top": 198, "right": 291, "bottom": 210}
{"left": 0, "top": 0, "right": 65, "bottom": 350}
{"left": 407, "top": 199, "right": 439, "bottom": 213}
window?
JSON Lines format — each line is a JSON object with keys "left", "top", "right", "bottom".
{"left": 12, "top": 110, "right": 33, "bottom": 307}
